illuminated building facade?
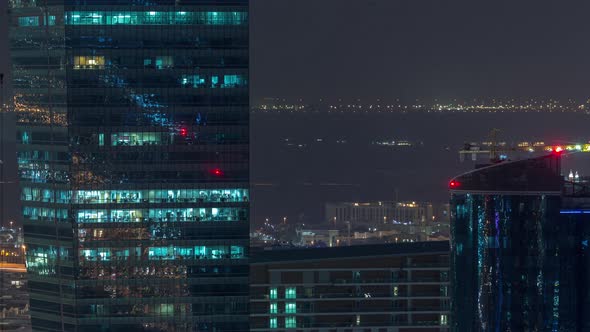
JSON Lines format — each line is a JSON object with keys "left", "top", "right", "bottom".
{"left": 449, "top": 154, "right": 590, "bottom": 331}
{"left": 325, "top": 201, "right": 435, "bottom": 225}
{"left": 0, "top": 263, "right": 30, "bottom": 331}
{"left": 251, "top": 242, "right": 451, "bottom": 331}
{"left": 9, "top": 0, "right": 249, "bottom": 331}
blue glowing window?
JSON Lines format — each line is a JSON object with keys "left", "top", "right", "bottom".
{"left": 211, "top": 76, "right": 219, "bottom": 88}
{"left": 66, "top": 11, "right": 247, "bottom": 26}
{"left": 44, "top": 15, "right": 56, "bottom": 26}
{"left": 181, "top": 75, "right": 206, "bottom": 88}
{"left": 18, "top": 16, "right": 39, "bottom": 27}
{"left": 21, "top": 131, "right": 30, "bottom": 144}
{"left": 269, "top": 317, "right": 277, "bottom": 329}
{"left": 285, "top": 316, "right": 296, "bottom": 328}
{"left": 222, "top": 75, "right": 246, "bottom": 88}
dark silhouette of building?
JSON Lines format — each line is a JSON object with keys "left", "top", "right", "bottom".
{"left": 9, "top": 1, "right": 249, "bottom": 331}
{"left": 449, "top": 154, "right": 590, "bottom": 331}
{"left": 251, "top": 242, "right": 451, "bottom": 331}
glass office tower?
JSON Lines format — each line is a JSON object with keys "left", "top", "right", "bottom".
{"left": 450, "top": 155, "right": 590, "bottom": 331}
{"left": 9, "top": 1, "right": 249, "bottom": 331}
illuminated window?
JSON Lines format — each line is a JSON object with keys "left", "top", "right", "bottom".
{"left": 155, "top": 56, "right": 173, "bottom": 69}
{"left": 174, "top": 11, "right": 191, "bottom": 24}
{"left": 67, "top": 12, "right": 104, "bottom": 25}
{"left": 393, "top": 286, "right": 399, "bottom": 296}
{"left": 66, "top": 11, "right": 247, "bottom": 26}
{"left": 285, "top": 316, "right": 296, "bottom": 329}
{"left": 356, "top": 315, "right": 361, "bottom": 326}
{"left": 222, "top": 74, "right": 246, "bottom": 88}
{"left": 269, "top": 287, "right": 278, "bottom": 299}
{"left": 231, "top": 245, "right": 244, "bottom": 258}
{"left": 98, "top": 133, "right": 104, "bottom": 146}
{"left": 211, "top": 76, "right": 219, "bottom": 88}
{"left": 269, "top": 317, "right": 277, "bottom": 329}
{"left": 160, "top": 304, "right": 174, "bottom": 316}
{"left": 76, "top": 207, "right": 244, "bottom": 223}
{"left": 201, "top": 11, "right": 247, "bottom": 25}
{"left": 285, "top": 302, "right": 296, "bottom": 314}
{"left": 269, "top": 302, "right": 277, "bottom": 314}
{"left": 44, "top": 15, "right": 56, "bottom": 26}
{"left": 181, "top": 75, "right": 206, "bottom": 88}
{"left": 144, "top": 11, "right": 168, "bottom": 24}
{"left": 72, "top": 188, "right": 248, "bottom": 204}
{"left": 204, "top": 11, "right": 220, "bottom": 24}
{"left": 74, "top": 56, "right": 105, "bottom": 69}
{"left": 23, "top": 206, "right": 67, "bottom": 221}
{"left": 21, "top": 131, "right": 30, "bottom": 144}
{"left": 111, "top": 132, "right": 164, "bottom": 146}
{"left": 109, "top": 13, "right": 133, "bottom": 25}
{"left": 98, "top": 249, "right": 110, "bottom": 261}
{"left": 18, "top": 16, "right": 39, "bottom": 26}
{"left": 440, "top": 314, "right": 448, "bottom": 326}
{"left": 285, "top": 287, "right": 296, "bottom": 299}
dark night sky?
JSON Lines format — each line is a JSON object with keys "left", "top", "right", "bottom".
{"left": 250, "top": 0, "right": 590, "bottom": 102}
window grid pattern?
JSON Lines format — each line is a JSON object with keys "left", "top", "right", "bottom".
{"left": 10, "top": 1, "right": 249, "bottom": 331}
{"left": 65, "top": 11, "right": 247, "bottom": 26}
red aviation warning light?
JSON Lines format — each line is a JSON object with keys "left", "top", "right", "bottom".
{"left": 449, "top": 180, "right": 460, "bottom": 189}
{"left": 179, "top": 128, "right": 188, "bottom": 137}
{"left": 212, "top": 168, "right": 223, "bottom": 177}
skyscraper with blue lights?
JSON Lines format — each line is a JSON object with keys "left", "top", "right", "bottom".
{"left": 450, "top": 154, "right": 590, "bottom": 331}
{"left": 9, "top": 0, "right": 249, "bottom": 330}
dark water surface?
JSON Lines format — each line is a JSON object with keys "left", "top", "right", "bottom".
{"left": 251, "top": 112, "right": 590, "bottom": 225}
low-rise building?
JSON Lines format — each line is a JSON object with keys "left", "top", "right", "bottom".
{"left": 0, "top": 263, "right": 30, "bottom": 332}
{"left": 251, "top": 241, "right": 450, "bottom": 332}
{"left": 325, "top": 201, "right": 435, "bottom": 227}
{"left": 298, "top": 229, "right": 340, "bottom": 247}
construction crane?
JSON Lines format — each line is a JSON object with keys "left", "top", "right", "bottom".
{"left": 459, "top": 129, "right": 518, "bottom": 162}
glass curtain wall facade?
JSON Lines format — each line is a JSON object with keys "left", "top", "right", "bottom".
{"left": 449, "top": 155, "right": 590, "bottom": 331}
{"left": 9, "top": 0, "right": 249, "bottom": 331}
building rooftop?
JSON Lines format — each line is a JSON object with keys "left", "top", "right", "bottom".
{"left": 450, "top": 154, "right": 563, "bottom": 193}
{"left": 251, "top": 241, "right": 449, "bottom": 264}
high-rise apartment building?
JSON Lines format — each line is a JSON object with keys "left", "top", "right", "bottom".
{"left": 449, "top": 154, "right": 590, "bottom": 331}
{"left": 9, "top": 1, "right": 249, "bottom": 331}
